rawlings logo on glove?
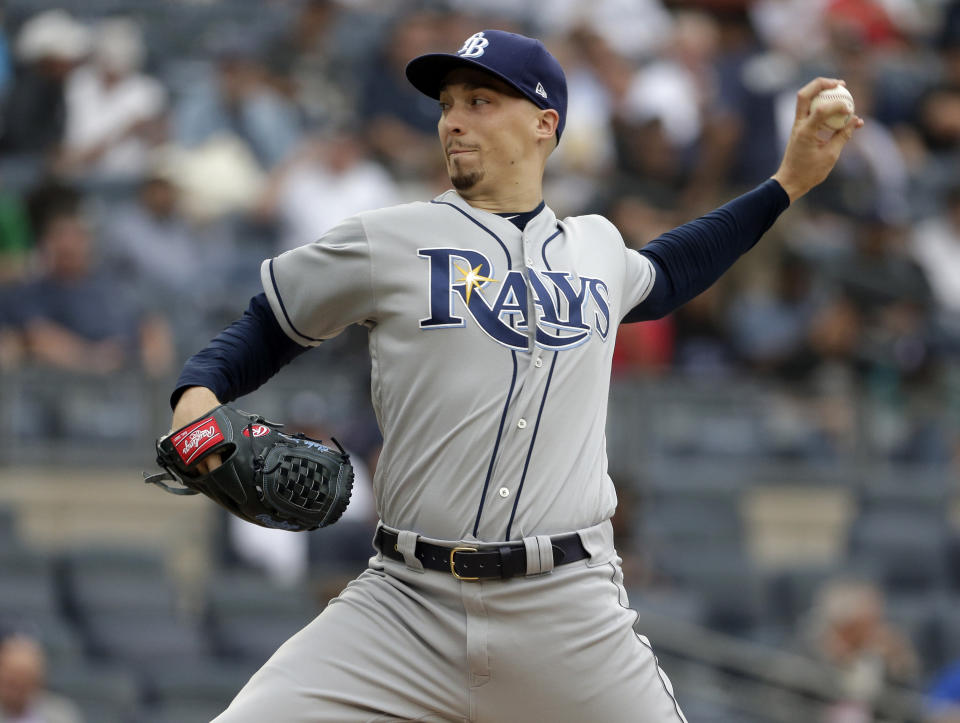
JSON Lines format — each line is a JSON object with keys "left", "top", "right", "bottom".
{"left": 144, "top": 404, "right": 354, "bottom": 532}
{"left": 173, "top": 416, "right": 224, "bottom": 464}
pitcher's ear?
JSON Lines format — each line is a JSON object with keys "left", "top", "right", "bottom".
{"left": 536, "top": 108, "right": 559, "bottom": 141}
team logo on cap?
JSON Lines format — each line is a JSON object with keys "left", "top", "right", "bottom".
{"left": 458, "top": 32, "right": 489, "bottom": 58}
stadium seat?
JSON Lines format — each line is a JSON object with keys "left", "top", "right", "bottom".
{"left": 61, "top": 545, "right": 166, "bottom": 577}
{"left": 210, "top": 614, "right": 309, "bottom": 664}
{"left": 145, "top": 659, "right": 255, "bottom": 709}
{"left": 0, "top": 565, "right": 60, "bottom": 619}
{"left": 66, "top": 571, "right": 179, "bottom": 618}
{"left": 847, "top": 510, "right": 950, "bottom": 593}
{"left": 0, "top": 504, "right": 17, "bottom": 542}
{"left": 764, "top": 563, "right": 843, "bottom": 629}
{"left": 45, "top": 661, "right": 141, "bottom": 723}
{"left": 139, "top": 700, "right": 230, "bottom": 723}
{"left": 83, "top": 612, "right": 209, "bottom": 666}
{"left": 205, "top": 570, "right": 321, "bottom": 619}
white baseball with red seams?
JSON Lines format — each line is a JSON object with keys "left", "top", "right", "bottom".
{"left": 810, "top": 85, "right": 855, "bottom": 130}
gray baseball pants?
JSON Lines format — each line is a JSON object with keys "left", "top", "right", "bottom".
{"left": 213, "top": 520, "right": 687, "bottom": 722}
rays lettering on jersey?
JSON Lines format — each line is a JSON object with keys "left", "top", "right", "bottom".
{"left": 418, "top": 247, "right": 610, "bottom": 351}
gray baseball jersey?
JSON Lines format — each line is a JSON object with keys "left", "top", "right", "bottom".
{"left": 261, "top": 189, "right": 654, "bottom": 543}
{"left": 215, "top": 190, "right": 687, "bottom": 722}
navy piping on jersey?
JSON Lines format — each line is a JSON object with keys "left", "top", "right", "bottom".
{"left": 541, "top": 227, "right": 561, "bottom": 267}
{"left": 608, "top": 561, "right": 687, "bottom": 722}
{"left": 473, "top": 350, "right": 519, "bottom": 538}
{"left": 505, "top": 348, "right": 559, "bottom": 540}
{"left": 268, "top": 259, "right": 324, "bottom": 343}
{"left": 431, "top": 200, "right": 514, "bottom": 265}
{"left": 501, "top": 224, "right": 565, "bottom": 538}
{"left": 541, "top": 227, "right": 563, "bottom": 330}
{"left": 432, "top": 200, "right": 517, "bottom": 537}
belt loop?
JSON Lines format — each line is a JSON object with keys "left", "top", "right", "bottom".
{"left": 535, "top": 535, "right": 555, "bottom": 574}
{"left": 373, "top": 526, "right": 384, "bottom": 562}
{"left": 523, "top": 535, "right": 555, "bottom": 576}
{"left": 396, "top": 530, "right": 424, "bottom": 572}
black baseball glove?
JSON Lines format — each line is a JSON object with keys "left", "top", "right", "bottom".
{"left": 144, "top": 404, "right": 354, "bottom": 531}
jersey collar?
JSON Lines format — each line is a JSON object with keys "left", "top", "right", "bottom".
{"left": 434, "top": 190, "right": 557, "bottom": 237}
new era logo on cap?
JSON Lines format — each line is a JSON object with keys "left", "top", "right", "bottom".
{"left": 405, "top": 29, "right": 568, "bottom": 141}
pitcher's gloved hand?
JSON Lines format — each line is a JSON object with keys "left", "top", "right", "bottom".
{"left": 145, "top": 404, "right": 353, "bottom": 531}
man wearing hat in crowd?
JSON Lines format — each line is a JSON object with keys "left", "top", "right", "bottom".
{"left": 172, "top": 29, "right": 862, "bottom": 722}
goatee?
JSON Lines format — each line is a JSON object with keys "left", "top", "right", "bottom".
{"left": 450, "top": 167, "right": 484, "bottom": 191}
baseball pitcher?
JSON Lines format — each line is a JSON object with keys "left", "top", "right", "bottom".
{"left": 164, "top": 29, "right": 861, "bottom": 723}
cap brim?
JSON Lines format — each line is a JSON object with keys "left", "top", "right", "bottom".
{"left": 405, "top": 53, "right": 531, "bottom": 104}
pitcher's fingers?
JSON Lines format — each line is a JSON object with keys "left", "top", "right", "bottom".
{"left": 804, "top": 99, "right": 854, "bottom": 132}
{"left": 198, "top": 453, "right": 223, "bottom": 475}
{"left": 825, "top": 114, "right": 864, "bottom": 153}
{"left": 795, "top": 77, "right": 845, "bottom": 122}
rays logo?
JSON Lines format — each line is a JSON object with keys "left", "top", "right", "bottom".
{"left": 457, "top": 32, "right": 489, "bottom": 59}
{"left": 418, "top": 248, "right": 610, "bottom": 351}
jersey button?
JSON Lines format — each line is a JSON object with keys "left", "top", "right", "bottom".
{"left": 534, "top": 358, "right": 543, "bottom": 368}
{"left": 517, "top": 419, "right": 527, "bottom": 429}
{"left": 525, "top": 257, "right": 534, "bottom": 266}
{"left": 498, "top": 487, "right": 510, "bottom": 498}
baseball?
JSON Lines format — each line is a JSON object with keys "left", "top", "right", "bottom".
{"left": 810, "top": 85, "right": 855, "bottom": 130}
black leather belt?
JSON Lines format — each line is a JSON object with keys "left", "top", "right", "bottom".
{"left": 375, "top": 528, "right": 589, "bottom": 581}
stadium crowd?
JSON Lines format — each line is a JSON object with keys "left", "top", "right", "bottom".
{"left": 2, "top": 0, "right": 960, "bottom": 720}
{"left": 0, "top": 0, "right": 959, "bottom": 459}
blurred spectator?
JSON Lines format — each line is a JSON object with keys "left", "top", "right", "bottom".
{"left": 802, "top": 577, "right": 919, "bottom": 713}
{"left": 0, "top": 11, "right": 90, "bottom": 155}
{"left": 256, "top": 127, "right": 400, "bottom": 251}
{"left": 56, "top": 18, "right": 167, "bottom": 182}
{"left": 173, "top": 32, "right": 302, "bottom": 170}
{"left": 542, "top": 29, "right": 618, "bottom": 216}
{"left": 710, "top": 9, "right": 791, "bottom": 189}
{"left": 263, "top": 0, "right": 361, "bottom": 129}
{"left": 671, "top": 286, "right": 737, "bottom": 379}
{"left": 360, "top": 12, "right": 447, "bottom": 180}
{"left": 621, "top": 11, "right": 722, "bottom": 160}
{"left": 750, "top": 0, "right": 832, "bottom": 63}
{"left": 449, "top": 0, "right": 675, "bottom": 63}
{"left": 726, "top": 251, "right": 824, "bottom": 378}
{"left": 0, "top": 183, "right": 31, "bottom": 282}
{"left": 821, "top": 220, "right": 931, "bottom": 382}
{"left": 610, "top": 117, "right": 687, "bottom": 211}
{"left": 0, "top": 634, "right": 81, "bottom": 723}
{"left": 98, "top": 163, "right": 238, "bottom": 345}
{"left": 14, "top": 197, "right": 174, "bottom": 377}
{"left": 0, "top": 280, "right": 25, "bottom": 370}
{"left": 611, "top": 316, "right": 674, "bottom": 376}
{"left": 159, "top": 137, "right": 266, "bottom": 225}
{"left": 909, "top": 184, "right": 960, "bottom": 340}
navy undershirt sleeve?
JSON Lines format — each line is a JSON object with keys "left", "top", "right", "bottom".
{"left": 625, "top": 179, "right": 790, "bottom": 323}
{"left": 170, "top": 292, "right": 309, "bottom": 409}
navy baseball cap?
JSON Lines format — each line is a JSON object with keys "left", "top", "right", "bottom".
{"left": 406, "top": 30, "right": 568, "bottom": 141}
